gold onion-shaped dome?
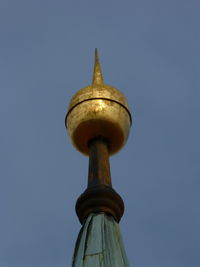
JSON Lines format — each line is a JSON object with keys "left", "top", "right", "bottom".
{"left": 65, "top": 49, "right": 132, "bottom": 155}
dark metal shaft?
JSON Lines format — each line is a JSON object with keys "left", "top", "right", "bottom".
{"left": 88, "top": 139, "right": 112, "bottom": 188}
{"left": 75, "top": 138, "right": 124, "bottom": 224}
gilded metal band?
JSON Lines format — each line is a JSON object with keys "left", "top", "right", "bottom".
{"left": 65, "top": 97, "right": 132, "bottom": 127}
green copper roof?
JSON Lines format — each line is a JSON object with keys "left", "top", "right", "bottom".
{"left": 72, "top": 213, "right": 130, "bottom": 267}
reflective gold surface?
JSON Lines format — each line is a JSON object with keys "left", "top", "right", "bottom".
{"left": 66, "top": 49, "right": 132, "bottom": 155}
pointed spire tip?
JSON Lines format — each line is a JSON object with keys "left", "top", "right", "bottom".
{"left": 92, "top": 48, "right": 104, "bottom": 85}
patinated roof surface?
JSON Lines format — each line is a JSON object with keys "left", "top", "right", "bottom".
{"left": 72, "top": 213, "right": 129, "bottom": 267}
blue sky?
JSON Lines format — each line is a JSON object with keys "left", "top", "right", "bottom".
{"left": 0, "top": 0, "right": 200, "bottom": 266}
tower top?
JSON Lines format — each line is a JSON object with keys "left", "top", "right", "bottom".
{"left": 67, "top": 51, "right": 131, "bottom": 265}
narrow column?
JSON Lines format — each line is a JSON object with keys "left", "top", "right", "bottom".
{"left": 88, "top": 139, "right": 112, "bottom": 188}
{"left": 75, "top": 137, "right": 124, "bottom": 224}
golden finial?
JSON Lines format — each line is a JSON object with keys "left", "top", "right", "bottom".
{"left": 65, "top": 51, "right": 132, "bottom": 223}
{"left": 92, "top": 48, "right": 104, "bottom": 85}
{"left": 65, "top": 50, "right": 132, "bottom": 156}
